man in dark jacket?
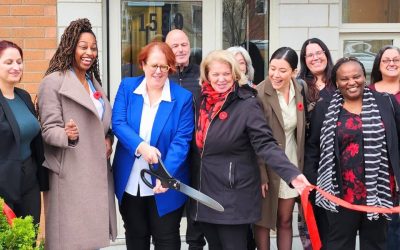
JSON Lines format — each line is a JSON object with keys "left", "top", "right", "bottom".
{"left": 166, "top": 29, "right": 204, "bottom": 250}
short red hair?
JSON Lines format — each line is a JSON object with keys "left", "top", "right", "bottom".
{"left": 137, "top": 42, "right": 176, "bottom": 74}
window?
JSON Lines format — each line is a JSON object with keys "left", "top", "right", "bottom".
{"left": 222, "top": 0, "right": 269, "bottom": 84}
{"left": 120, "top": 1, "right": 202, "bottom": 78}
{"left": 342, "top": 0, "right": 400, "bottom": 23}
{"left": 340, "top": 0, "right": 400, "bottom": 80}
{"left": 343, "top": 39, "right": 393, "bottom": 79}
{"left": 255, "top": 0, "right": 267, "bottom": 15}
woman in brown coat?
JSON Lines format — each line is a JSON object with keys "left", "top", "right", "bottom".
{"left": 255, "top": 47, "right": 305, "bottom": 250}
{"left": 38, "top": 19, "right": 117, "bottom": 249}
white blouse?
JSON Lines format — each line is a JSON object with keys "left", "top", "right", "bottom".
{"left": 125, "top": 78, "right": 171, "bottom": 197}
{"left": 88, "top": 85, "right": 104, "bottom": 119}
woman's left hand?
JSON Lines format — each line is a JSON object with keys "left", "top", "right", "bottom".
{"left": 153, "top": 179, "right": 169, "bottom": 194}
{"left": 105, "top": 137, "right": 113, "bottom": 159}
{"left": 291, "top": 174, "right": 311, "bottom": 195}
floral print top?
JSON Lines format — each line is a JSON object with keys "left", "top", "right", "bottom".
{"left": 337, "top": 108, "right": 397, "bottom": 205}
{"left": 337, "top": 108, "right": 366, "bottom": 205}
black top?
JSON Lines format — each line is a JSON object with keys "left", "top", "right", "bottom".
{"left": 337, "top": 109, "right": 366, "bottom": 205}
{"left": 169, "top": 63, "right": 201, "bottom": 111}
{"left": 304, "top": 90, "right": 400, "bottom": 199}
{"left": 169, "top": 62, "right": 202, "bottom": 186}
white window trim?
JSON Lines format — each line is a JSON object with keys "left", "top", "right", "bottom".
{"left": 338, "top": 1, "right": 400, "bottom": 58}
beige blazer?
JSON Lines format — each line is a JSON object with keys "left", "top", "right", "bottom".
{"left": 255, "top": 78, "right": 305, "bottom": 229}
{"left": 38, "top": 70, "right": 117, "bottom": 249}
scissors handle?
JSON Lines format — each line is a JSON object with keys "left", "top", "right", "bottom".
{"left": 140, "top": 168, "right": 180, "bottom": 190}
{"left": 140, "top": 169, "right": 157, "bottom": 189}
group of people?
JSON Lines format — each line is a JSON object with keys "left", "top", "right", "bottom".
{"left": 1, "top": 17, "right": 400, "bottom": 250}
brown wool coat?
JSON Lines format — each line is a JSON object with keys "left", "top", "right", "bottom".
{"left": 255, "top": 78, "right": 305, "bottom": 230}
{"left": 38, "top": 71, "right": 117, "bottom": 250}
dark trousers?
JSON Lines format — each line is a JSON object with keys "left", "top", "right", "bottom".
{"left": 387, "top": 213, "right": 400, "bottom": 250}
{"left": 119, "top": 192, "right": 184, "bottom": 250}
{"left": 185, "top": 205, "right": 206, "bottom": 250}
{"left": 324, "top": 207, "right": 387, "bottom": 250}
{"left": 199, "top": 222, "right": 249, "bottom": 250}
{"left": 7, "top": 157, "right": 40, "bottom": 226}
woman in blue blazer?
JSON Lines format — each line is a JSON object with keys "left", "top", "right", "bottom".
{"left": 112, "top": 42, "right": 194, "bottom": 250}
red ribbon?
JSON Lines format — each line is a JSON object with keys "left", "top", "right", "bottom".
{"left": 2, "top": 202, "right": 16, "bottom": 225}
{"left": 301, "top": 185, "right": 400, "bottom": 250}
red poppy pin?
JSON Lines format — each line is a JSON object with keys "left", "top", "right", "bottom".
{"left": 219, "top": 111, "right": 228, "bottom": 120}
{"left": 93, "top": 91, "right": 102, "bottom": 100}
{"left": 297, "top": 102, "right": 304, "bottom": 111}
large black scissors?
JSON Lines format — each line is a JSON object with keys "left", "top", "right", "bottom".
{"left": 140, "top": 156, "right": 224, "bottom": 212}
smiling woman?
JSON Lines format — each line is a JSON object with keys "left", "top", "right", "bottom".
{"left": 191, "top": 50, "right": 309, "bottom": 250}
{"left": 255, "top": 47, "right": 306, "bottom": 250}
{"left": 38, "top": 18, "right": 117, "bottom": 249}
{"left": 304, "top": 57, "right": 400, "bottom": 249}
{"left": 0, "top": 40, "right": 48, "bottom": 233}
{"left": 112, "top": 41, "right": 194, "bottom": 250}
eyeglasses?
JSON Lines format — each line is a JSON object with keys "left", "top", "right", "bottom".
{"left": 381, "top": 58, "right": 400, "bottom": 65}
{"left": 305, "top": 50, "right": 325, "bottom": 59}
{"left": 146, "top": 63, "right": 170, "bottom": 73}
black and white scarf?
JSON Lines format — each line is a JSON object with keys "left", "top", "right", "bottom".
{"left": 316, "top": 87, "right": 392, "bottom": 220}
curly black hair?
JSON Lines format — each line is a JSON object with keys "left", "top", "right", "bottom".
{"left": 331, "top": 57, "right": 366, "bottom": 85}
{"left": 45, "top": 18, "right": 101, "bottom": 85}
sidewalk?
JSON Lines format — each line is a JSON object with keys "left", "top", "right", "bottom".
{"left": 102, "top": 207, "right": 304, "bottom": 250}
{"left": 102, "top": 205, "right": 362, "bottom": 249}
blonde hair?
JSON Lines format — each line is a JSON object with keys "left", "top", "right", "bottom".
{"left": 200, "top": 50, "right": 247, "bottom": 86}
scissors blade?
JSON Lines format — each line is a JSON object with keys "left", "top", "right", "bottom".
{"left": 178, "top": 182, "right": 224, "bottom": 212}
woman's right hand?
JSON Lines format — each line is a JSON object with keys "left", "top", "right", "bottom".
{"left": 137, "top": 142, "right": 161, "bottom": 164}
{"left": 64, "top": 119, "right": 79, "bottom": 141}
{"left": 261, "top": 183, "right": 268, "bottom": 198}
{"left": 291, "top": 174, "right": 311, "bottom": 195}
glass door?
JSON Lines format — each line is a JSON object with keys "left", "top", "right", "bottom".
{"left": 222, "top": 0, "right": 269, "bottom": 84}
{"left": 121, "top": 1, "right": 202, "bottom": 78}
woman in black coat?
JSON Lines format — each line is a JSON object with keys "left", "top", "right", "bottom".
{"left": 0, "top": 40, "right": 48, "bottom": 225}
{"left": 191, "top": 50, "right": 310, "bottom": 250}
{"left": 304, "top": 57, "right": 400, "bottom": 250}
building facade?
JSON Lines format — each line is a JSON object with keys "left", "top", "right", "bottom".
{"left": 1, "top": 0, "right": 400, "bottom": 242}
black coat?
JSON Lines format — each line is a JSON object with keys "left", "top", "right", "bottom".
{"left": 304, "top": 90, "right": 400, "bottom": 197}
{"left": 0, "top": 88, "right": 48, "bottom": 204}
{"left": 169, "top": 63, "right": 201, "bottom": 111}
{"left": 191, "top": 85, "right": 301, "bottom": 224}
{"left": 169, "top": 63, "right": 202, "bottom": 186}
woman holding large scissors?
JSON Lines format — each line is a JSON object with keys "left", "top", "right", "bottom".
{"left": 112, "top": 41, "right": 194, "bottom": 250}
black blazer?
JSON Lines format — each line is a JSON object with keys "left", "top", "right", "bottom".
{"left": 0, "top": 88, "right": 48, "bottom": 204}
{"left": 304, "top": 90, "right": 400, "bottom": 197}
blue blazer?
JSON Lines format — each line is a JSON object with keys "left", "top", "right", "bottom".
{"left": 112, "top": 75, "right": 194, "bottom": 216}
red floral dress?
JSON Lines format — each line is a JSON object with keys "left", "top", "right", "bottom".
{"left": 337, "top": 108, "right": 397, "bottom": 204}
{"left": 337, "top": 108, "right": 367, "bottom": 205}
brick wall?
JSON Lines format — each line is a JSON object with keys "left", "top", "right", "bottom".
{"left": 0, "top": 0, "right": 57, "bottom": 98}
{"left": 0, "top": 0, "right": 57, "bottom": 241}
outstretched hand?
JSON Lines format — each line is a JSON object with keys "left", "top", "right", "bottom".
{"left": 291, "top": 174, "right": 311, "bottom": 195}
